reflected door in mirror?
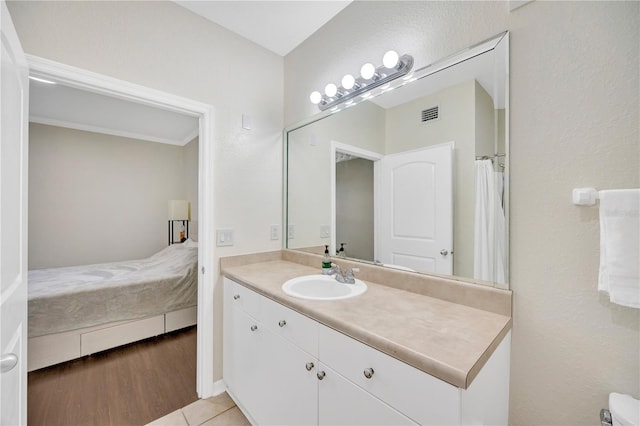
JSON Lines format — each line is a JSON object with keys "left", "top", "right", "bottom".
{"left": 376, "top": 143, "right": 453, "bottom": 274}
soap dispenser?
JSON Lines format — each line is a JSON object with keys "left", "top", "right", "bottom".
{"left": 338, "top": 243, "right": 346, "bottom": 258}
{"left": 322, "top": 245, "right": 332, "bottom": 274}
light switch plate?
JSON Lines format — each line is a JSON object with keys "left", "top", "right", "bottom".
{"left": 242, "top": 113, "right": 252, "bottom": 130}
{"left": 320, "top": 225, "right": 330, "bottom": 238}
{"left": 287, "top": 224, "right": 295, "bottom": 239}
{"left": 270, "top": 225, "right": 280, "bottom": 240}
{"left": 216, "top": 229, "right": 234, "bottom": 246}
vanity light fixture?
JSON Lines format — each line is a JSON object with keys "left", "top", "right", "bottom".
{"left": 310, "top": 50, "right": 414, "bottom": 111}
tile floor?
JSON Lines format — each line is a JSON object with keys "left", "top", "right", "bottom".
{"left": 146, "top": 392, "right": 250, "bottom": 426}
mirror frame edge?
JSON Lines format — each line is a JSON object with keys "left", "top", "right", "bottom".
{"left": 283, "top": 30, "right": 511, "bottom": 290}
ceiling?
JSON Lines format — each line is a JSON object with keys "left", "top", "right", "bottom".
{"left": 30, "top": 1, "right": 351, "bottom": 145}
{"left": 174, "top": 1, "right": 352, "bottom": 56}
{"left": 29, "top": 80, "right": 199, "bottom": 146}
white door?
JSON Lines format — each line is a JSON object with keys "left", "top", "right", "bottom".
{"left": 0, "top": 1, "right": 29, "bottom": 424}
{"left": 375, "top": 143, "right": 453, "bottom": 274}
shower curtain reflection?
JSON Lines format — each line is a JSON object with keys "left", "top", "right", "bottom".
{"left": 474, "top": 159, "right": 506, "bottom": 284}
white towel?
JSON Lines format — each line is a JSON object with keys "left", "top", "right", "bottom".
{"left": 598, "top": 189, "right": 640, "bottom": 308}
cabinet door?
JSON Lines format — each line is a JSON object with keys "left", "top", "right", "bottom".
{"left": 319, "top": 325, "right": 460, "bottom": 425}
{"left": 259, "top": 330, "right": 318, "bottom": 426}
{"left": 317, "top": 363, "right": 416, "bottom": 426}
{"left": 223, "top": 302, "right": 263, "bottom": 422}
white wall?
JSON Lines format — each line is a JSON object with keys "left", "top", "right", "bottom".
{"left": 285, "top": 1, "right": 639, "bottom": 425}
{"left": 7, "top": 0, "right": 284, "bottom": 385}
{"left": 29, "top": 123, "right": 192, "bottom": 269}
{"left": 287, "top": 100, "right": 385, "bottom": 250}
{"left": 184, "top": 137, "right": 199, "bottom": 237}
{"left": 474, "top": 81, "right": 496, "bottom": 158}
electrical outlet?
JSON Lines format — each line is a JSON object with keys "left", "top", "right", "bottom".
{"left": 216, "top": 229, "right": 234, "bottom": 247}
{"left": 320, "top": 225, "right": 330, "bottom": 238}
{"left": 270, "top": 225, "right": 280, "bottom": 240}
{"left": 287, "top": 224, "right": 295, "bottom": 239}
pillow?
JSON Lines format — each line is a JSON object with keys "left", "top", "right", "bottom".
{"left": 183, "top": 238, "right": 198, "bottom": 248}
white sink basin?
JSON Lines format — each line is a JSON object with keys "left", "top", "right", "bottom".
{"left": 282, "top": 274, "right": 367, "bottom": 301}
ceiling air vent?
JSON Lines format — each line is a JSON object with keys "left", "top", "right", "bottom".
{"left": 421, "top": 105, "right": 439, "bottom": 123}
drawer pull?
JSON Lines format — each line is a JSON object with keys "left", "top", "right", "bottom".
{"left": 250, "top": 325, "right": 258, "bottom": 332}
{"left": 233, "top": 294, "right": 240, "bottom": 300}
{"left": 305, "top": 362, "right": 314, "bottom": 371}
{"left": 278, "top": 320, "right": 287, "bottom": 327}
{"left": 317, "top": 371, "right": 326, "bottom": 380}
{"left": 363, "top": 368, "right": 375, "bottom": 379}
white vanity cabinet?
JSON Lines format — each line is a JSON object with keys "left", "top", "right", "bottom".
{"left": 224, "top": 278, "right": 318, "bottom": 425}
{"left": 223, "top": 277, "right": 510, "bottom": 425}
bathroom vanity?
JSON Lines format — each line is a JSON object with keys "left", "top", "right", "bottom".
{"left": 221, "top": 250, "right": 512, "bottom": 425}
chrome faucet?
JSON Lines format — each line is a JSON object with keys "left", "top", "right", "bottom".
{"left": 330, "top": 263, "right": 359, "bottom": 284}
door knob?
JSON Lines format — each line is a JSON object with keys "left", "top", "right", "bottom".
{"left": 440, "top": 249, "right": 449, "bottom": 256}
{"left": 1, "top": 353, "right": 18, "bottom": 373}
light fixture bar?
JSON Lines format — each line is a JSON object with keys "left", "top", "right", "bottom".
{"left": 314, "top": 53, "right": 413, "bottom": 111}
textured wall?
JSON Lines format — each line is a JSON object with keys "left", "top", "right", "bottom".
{"left": 285, "top": 1, "right": 639, "bottom": 424}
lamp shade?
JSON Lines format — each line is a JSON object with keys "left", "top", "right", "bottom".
{"left": 168, "top": 200, "right": 190, "bottom": 221}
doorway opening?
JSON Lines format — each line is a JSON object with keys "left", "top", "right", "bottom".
{"left": 330, "top": 141, "right": 383, "bottom": 259}
{"left": 26, "top": 55, "right": 216, "bottom": 398}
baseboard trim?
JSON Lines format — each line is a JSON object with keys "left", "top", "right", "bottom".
{"left": 211, "top": 379, "right": 227, "bottom": 397}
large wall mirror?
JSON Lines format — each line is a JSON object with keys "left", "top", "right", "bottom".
{"left": 286, "top": 32, "right": 509, "bottom": 289}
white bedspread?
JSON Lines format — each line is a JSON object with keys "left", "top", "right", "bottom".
{"left": 28, "top": 243, "right": 198, "bottom": 337}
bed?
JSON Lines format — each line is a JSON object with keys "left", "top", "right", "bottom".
{"left": 27, "top": 240, "right": 198, "bottom": 371}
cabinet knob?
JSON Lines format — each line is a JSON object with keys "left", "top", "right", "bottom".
{"left": 317, "top": 371, "right": 326, "bottom": 380}
{"left": 305, "top": 362, "right": 314, "bottom": 371}
{"left": 278, "top": 320, "right": 287, "bottom": 327}
{"left": 0, "top": 353, "right": 18, "bottom": 373}
{"left": 250, "top": 325, "right": 258, "bottom": 332}
{"left": 363, "top": 368, "right": 375, "bottom": 379}
{"left": 233, "top": 294, "right": 240, "bottom": 300}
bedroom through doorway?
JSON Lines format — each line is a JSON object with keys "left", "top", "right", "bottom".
{"left": 24, "top": 56, "right": 216, "bottom": 417}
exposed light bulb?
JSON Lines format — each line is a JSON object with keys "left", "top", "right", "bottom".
{"left": 382, "top": 50, "right": 399, "bottom": 69}
{"left": 309, "top": 91, "right": 322, "bottom": 104}
{"left": 341, "top": 74, "right": 355, "bottom": 90}
{"left": 360, "top": 63, "right": 376, "bottom": 80}
{"left": 325, "top": 83, "right": 337, "bottom": 97}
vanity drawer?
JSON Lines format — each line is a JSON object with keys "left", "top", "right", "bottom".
{"left": 224, "top": 277, "right": 260, "bottom": 319}
{"left": 318, "top": 325, "right": 461, "bottom": 426}
{"left": 260, "top": 295, "right": 318, "bottom": 356}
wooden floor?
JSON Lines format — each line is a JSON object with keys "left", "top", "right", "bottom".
{"left": 28, "top": 326, "right": 198, "bottom": 426}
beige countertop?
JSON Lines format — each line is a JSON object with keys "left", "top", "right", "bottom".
{"left": 221, "top": 252, "right": 512, "bottom": 389}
